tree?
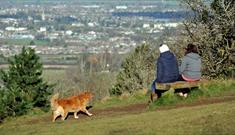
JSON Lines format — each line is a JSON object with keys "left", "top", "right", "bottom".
{"left": 0, "top": 47, "right": 53, "bottom": 118}
{"left": 29, "top": 40, "right": 35, "bottom": 45}
{"left": 181, "top": 0, "right": 235, "bottom": 78}
{"left": 110, "top": 44, "right": 156, "bottom": 95}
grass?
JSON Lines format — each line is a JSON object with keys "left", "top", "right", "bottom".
{"left": 94, "top": 90, "right": 148, "bottom": 109}
{"left": 3, "top": 39, "right": 49, "bottom": 46}
{"left": 0, "top": 79, "right": 234, "bottom": 135}
{"left": 148, "top": 79, "right": 235, "bottom": 109}
{"left": 0, "top": 101, "right": 234, "bottom": 135}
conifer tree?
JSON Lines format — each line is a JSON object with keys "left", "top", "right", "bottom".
{"left": 110, "top": 44, "right": 156, "bottom": 95}
{"left": 0, "top": 47, "right": 53, "bottom": 117}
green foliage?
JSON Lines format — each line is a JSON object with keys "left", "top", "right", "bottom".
{"left": 182, "top": 0, "right": 235, "bottom": 78}
{"left": 0, "top": 47, "right": 53, "bottom": 121}
{"left": 0, "top": 54, "right": 7, "bottom": 64}
{"left": 29, "top": 40, "right": 35, "bottom": 45}
{"left": 110, "top": 44, "right": 156, "bottom": 95}
{"left": 0, "top": 88, "right": 7, "bottom": 123}
{"left": 94, "top": 90, "right": 148, "bottom": 109}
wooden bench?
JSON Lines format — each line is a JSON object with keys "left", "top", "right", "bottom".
{"left": 149, "top": 80, "right": 208, "bottom": 103}
{"left": 156, "top": 81, "right": 202, "bottom": 91}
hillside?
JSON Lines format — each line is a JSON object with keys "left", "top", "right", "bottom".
{"left": 0, "top": 86, "right": 235, "bottom": 135}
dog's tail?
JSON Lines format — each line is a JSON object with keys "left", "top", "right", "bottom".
{"left": 50, "top": 93, "right": 59, "bottom": 110}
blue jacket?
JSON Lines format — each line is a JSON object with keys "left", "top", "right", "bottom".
{"left": 156, "top": 51, "right": 179, "bottom": 83}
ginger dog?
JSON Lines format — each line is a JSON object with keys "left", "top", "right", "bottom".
{"left": 50, "top": 92, "right": 93, "bottom": 122}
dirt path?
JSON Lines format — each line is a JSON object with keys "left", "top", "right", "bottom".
{"left": 91, "top": 95, "right": 235, "bottom": 115}
{"left": 24, "top": 94, "right": 235, "bottom": 125}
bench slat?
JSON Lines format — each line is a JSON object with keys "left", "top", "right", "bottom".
{"left": 156, "top": 81, "right": 201, "bottom": 90}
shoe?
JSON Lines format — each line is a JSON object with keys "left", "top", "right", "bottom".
{"left": 178, "top": 92, "right": 183, "bottom": 97}
{"left": 183, "top": 93, "right": 188, "bottom": 98}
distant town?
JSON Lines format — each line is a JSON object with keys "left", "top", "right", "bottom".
{"left": 0, "top": 0, "right": 187, "bottom": 64}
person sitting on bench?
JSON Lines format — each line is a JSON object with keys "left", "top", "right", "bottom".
{"left": 151, "top": 44, "right": 179, "bottom": 101}
{"left": 177, "top": 43, "right": 202, "bottom": 97}
{"left": 179, "top": 43, "right": 201, "bottom": 81}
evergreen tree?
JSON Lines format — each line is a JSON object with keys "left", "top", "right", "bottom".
{"left": 0, "top": 47, "right": 53, "bottom": 117}
{"left": 110, "top": 44, "right": 156, "bottom": 95}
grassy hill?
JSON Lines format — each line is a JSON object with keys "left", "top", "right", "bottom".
{"left": 0, "top": 80, "right": 234, "bottom": 135}
{"left": 0, "top": 100, "right": 234, "bottom": 135}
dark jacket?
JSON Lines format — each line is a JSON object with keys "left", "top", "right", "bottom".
{"left": 156, "top": 51, "right": 179, "bottom": 83}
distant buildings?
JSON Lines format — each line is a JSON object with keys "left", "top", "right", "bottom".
{"left": 0, "top": 0, "right": 184, "bottom": 57}
{"left": 5, "top": 27, "right": 27, "bottom": 32}
{"left": 39, "top": 27, "right": 47, "bottom": 32}
{"left": 116, "top": 6, "right": 128, "bottom": 9}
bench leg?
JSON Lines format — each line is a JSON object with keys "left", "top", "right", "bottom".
{"left": 150, "top": 91, "right": 162, "bottom": 102}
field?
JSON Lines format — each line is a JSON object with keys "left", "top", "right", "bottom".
{"left": 0, "top": 79, "right": 235, "bottom": 135}
{"left": 3, "top": 39, "right": 49, "bottom": 46}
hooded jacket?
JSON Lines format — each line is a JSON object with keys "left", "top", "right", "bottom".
{"left": 156, "top": 51, "right": 179, "bottom": 83}
{"left": 179, "top": 52, "right": 201, "bottom": 80}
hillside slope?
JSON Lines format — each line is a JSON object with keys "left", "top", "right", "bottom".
{"left": 0, "top": 94, "right": 235, "bottom": 135}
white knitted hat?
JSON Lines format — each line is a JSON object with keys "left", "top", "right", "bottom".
{"left": 159, "top": 44, "right": 169, "bottom": 53}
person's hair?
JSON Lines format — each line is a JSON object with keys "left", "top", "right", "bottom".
{"left": 185, "top": 43, "right": 198, "bottom": 54}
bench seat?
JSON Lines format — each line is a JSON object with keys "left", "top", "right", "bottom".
{"left": 156, "top": 81, "right": 202, "bottom": 90}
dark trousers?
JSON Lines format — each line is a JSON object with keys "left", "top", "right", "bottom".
{"left": 151, "top": 79, "right": 157, "bottom": 93}
{"left": 151, "top": 79, "right": 162, "bottom": 97}
{"left": 177, "top": 75, "right": 184, "bottom": 81}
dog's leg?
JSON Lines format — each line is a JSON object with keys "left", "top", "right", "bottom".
{"left": 59, "top": 106, "right": 67, "bottom": 121}
{"left": 52, "top": 111, "right": 56, "bottom": 122}
{"left": 74, "top": 111, "right": 79, "bottom": 119}
{"left": 52, "top": 110, "right": 61, "bottom": 122}
{"left": 61, "top": 111, "right": 68, "bottom": 121}
{"left": 81, "top": 107, "right": 93, "bottom": 116}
